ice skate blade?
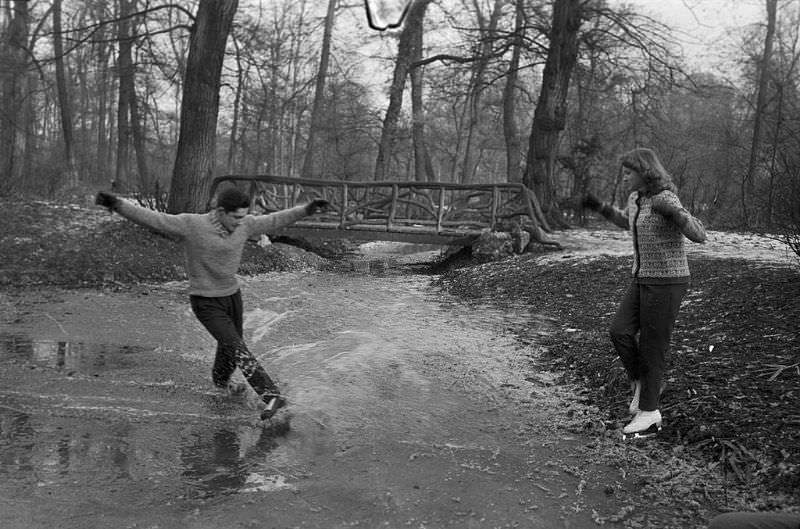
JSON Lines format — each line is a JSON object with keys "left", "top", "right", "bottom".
{"left": 260, "top": 396, "right": 287, "bottom": 421}
{"left": 622, "top": 423, "right": 662, "bottom": 441}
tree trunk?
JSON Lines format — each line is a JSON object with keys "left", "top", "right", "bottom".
{"left": 522, "top": 0, "right": 581, "bottom": 226}
{"left": 374, "top": 0, "right": 432, "bottom": 181}
{"left": 0, "top": 0, "right": 29, "bottom": 194}
{"left": 115, "top": 0, "right": 134, "bottom": 192}
{"left": 503, "top": 0, "right": 524, "bottom": 183}
{"left": 227, "top": 33, "right": 243, "bottom": 173}
{"left": 410, "top": 2, "right": 432, "bottom": 183}
{"left": 92, "top": 0, "right": 112, "bottom": 185}
{"left": 459, "top": 0, "right": 502, "bottom": 184}
{"left": 53, "top": 0, "right": 78, "bottom": 189}
{"left": 742, "top": 0, "right": 777, "bottom": 226}
{"left": 168, "top": 0, "right": 239, "bottom": 213}
{"left": 302, "top": 0, "right": 337, "bottom": 179}
{"left": 116, "top": 1, "right": 150, "bottom": 192}
{"left": 129, "top": 72, "right": 150, "bottom": 192}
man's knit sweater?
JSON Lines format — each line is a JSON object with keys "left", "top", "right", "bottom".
{"left": 600, "top": 190, "right": 706, "bottom": 284}
{"left": 113, "top": 200, "right": 308, "bottom": 297}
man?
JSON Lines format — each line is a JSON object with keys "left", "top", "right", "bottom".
{"left": 95, "top": 187, "right": 329, "bottom": 419}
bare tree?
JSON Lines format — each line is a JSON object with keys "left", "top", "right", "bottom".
{"left": 502, "top": 0, "right": 524, "bottom": 184}
{"left": 374, "top": 0, "right": 433, "bottom": 181}
{"left": 302, "top": 0, "right": 337, "bottom": 179}
{"left": 522, "top": 0, "right": 581, "bottom": 226}
{"left": 458, "top": 0, "right": 503, "bottom": 184}
{"left": 53, "top": 0, "right": 78, "bottom": 189}
{"left": 168, "top": 0, "right": 238, "bottom": 213}
{"left": 410, "top": 7, "right": 434, "bottom": 183}
{"left": 226, "top": 31, "right": 244, "bottom": 173}
{"left": 0, "top": 0, "right": 30, "bottom": 193}
{"left": 743, "top": 0, "right": 778, "bottom": 226}
{"left": 115, "top": 0, "right": 133, "bottom": 192}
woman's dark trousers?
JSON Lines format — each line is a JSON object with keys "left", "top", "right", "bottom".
{"left": 609, "top": 281, "right": 688, "bottom": 411}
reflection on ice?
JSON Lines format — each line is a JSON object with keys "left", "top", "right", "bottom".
{"left": 0, "top": 333, "right": 144, "bottom": 372}
{"left": 0, "top": 271, "right": 548, "bottom": 502}
{"left": 0, "top": 400, "right": 285, "bottom": 500}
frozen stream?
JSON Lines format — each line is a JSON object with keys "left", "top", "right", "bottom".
{"left": 0, "top": 268, "right": 628, "bottom": 529}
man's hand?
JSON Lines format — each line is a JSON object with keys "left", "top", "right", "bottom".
{"left": 305, "top": 199, "right": 330, "bottom": 215}
{"left": 95, "top": 191, "right": 119, "bottom": 212}
{"left": 582, "top": 193, "right": 603, "bottom": 212}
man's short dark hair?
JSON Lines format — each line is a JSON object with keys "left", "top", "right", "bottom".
{"left": 217, "top": 188, "right": 250, "bottom": 212}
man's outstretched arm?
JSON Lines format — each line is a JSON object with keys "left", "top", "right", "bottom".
{"left": 95, "top": 192, "right": 188, "bottom": 239}
{"left": 248, "top": 199, "right": 331, "bottom": 236}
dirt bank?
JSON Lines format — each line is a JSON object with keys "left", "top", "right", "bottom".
{"left": 434, "top": 228, "right": 800, "bottom": 509}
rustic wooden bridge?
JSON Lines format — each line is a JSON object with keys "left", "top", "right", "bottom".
{"left": 209, "top": 175, "right": 545, "bottom": 246}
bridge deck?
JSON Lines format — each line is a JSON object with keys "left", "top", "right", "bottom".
{"left": 276, "top": 221, "right": 480, "bottom": 245}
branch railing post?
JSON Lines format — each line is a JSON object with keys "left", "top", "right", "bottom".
{"left": 389, "top": 184, "right": 399, "bottom": 230}
{"left": 437, "top": 187, "right": 446, "bottom": 233}
{"left": 340, "top": 184, "right": 347, "bottom": 227}
{"left": 491, "top": 185, "right": 499, "bottom": 230}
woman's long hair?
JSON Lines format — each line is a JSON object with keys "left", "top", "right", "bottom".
{"left": 620, "top": 148, "right": 677, "bottom": 195}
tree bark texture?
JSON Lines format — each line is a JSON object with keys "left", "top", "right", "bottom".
{"left": 302, "top": 0, "right": 337, "bottom": 179}
{"left": 503, "top": 0, "right": 524, "bottom": 184}
{"left": 122, "top": 1, "right": 150, "bottom": 194}
{"left": 53, "top": 0, "right": 78, "bottom": 189}
{"left": 374, "top": 0, "right": 432, "bottom": 181}
{"left": 742, "top": 0, "right": 777, "bottom": 226}
{"left": 115, "top": 0, "right": 134, "bottom": 192}
{"left": 410, "top": 3, "right": 432, "bottom": 182}
{"left": 0, "top": 0, "right": 29, "bottom": 193}
{"left": 226, "top": 33, "right": 243, "bottom": 173}
{"left": 168, "top": 0, "right": 239, "bottom": 213}
{"left": 459, "top": 0, "right": 502, "bottom": 184}
{"left": 523, "top": 0, "right": 581, "bottom": 223}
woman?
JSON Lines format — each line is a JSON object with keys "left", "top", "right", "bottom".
{"left": 583, "top": 148, "right": 706, "bottom": 437}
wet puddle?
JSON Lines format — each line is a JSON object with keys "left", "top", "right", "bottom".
{"left": 0, "top": 405, "right": 288, "bottom": 500}
{"left": 0, "top": 333, "right": 285, "bottom": 500}
{"left": 0, "top": 333, "right": 144, "bottom": 373}
{"left": 0, "top": 271, "right": 551, "bottom": 506}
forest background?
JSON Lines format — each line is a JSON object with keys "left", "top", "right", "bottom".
{"left": 0, "top": 0, "right": 798, "bottom": 249}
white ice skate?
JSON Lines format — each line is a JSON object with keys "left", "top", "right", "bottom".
{"left": 622, "top": 409, "right": 662, "bottom": 440}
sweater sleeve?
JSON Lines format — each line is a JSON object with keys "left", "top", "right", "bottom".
{"left": 660, "top": 192, "right": 707, "bottom": 243}
{"left": 113, "top": 199, "right": 189, "bottom": 239}
{"left": 598, "top": 203, "right": 630, "bottom": 230}
{"left": 246, "top": 205, "right": 309, "bottom": 236}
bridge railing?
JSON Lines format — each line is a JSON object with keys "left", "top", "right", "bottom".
{"left": 209, "top": 174, "right": 537, "bottom": 244}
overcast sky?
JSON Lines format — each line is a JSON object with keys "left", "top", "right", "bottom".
{"left": 626, "top": 0, "right": 765, "bottom": 71}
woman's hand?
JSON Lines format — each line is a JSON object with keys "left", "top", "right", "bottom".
{"left": 95, "top": 192, "right": 119, "bottom": 212}
{"left": 582, "top": 193, "right": 603, "bottom": 212}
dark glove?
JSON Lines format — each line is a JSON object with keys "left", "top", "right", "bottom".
{"left": 305, "top": 199, "right": 330, "bottom": 215}
{"left": 95, "top": 191, "right": 119, "bottom": 212}
{"left": 582, "top": 193, "right": 602, "bottom": 212}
